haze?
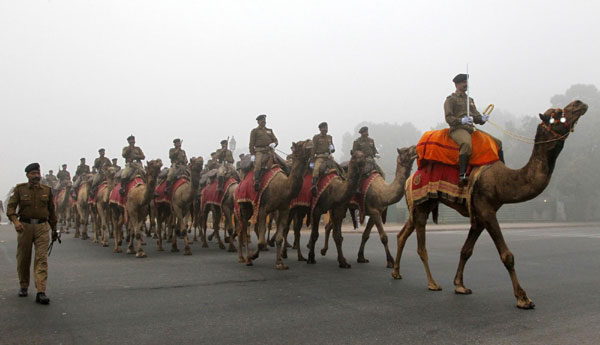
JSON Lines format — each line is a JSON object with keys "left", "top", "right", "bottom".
{"left": 1, "top": 0, "right": 598, "bottom": 195}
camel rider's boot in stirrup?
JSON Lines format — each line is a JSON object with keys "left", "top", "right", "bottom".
{"left": 498, "top": 150, "right": 505, "bottom": 164}
{"left": 119, "top": 179, "right": 128, "bottom": 196}
{"left": 458, "top": 154, "right": 469, "bottom": 187}
{"left": 164, "top": 181, "right": 172, "bottom": 196}
{"left": 311, "top": 177, "right": 318, "bottom": 196}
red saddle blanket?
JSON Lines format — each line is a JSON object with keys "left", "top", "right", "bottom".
{"left": 417, "top": 128, "right": 499, "bottom": 169}
{"left": 309, "top": 172, "right": 343, "bottom": 223}
{"left": 201, "top": 177, "right": 237, "bottom": 214}
{"left": 154, "top": 178, "right": 189, "bottom": 204}
{"left": 350, "top": 172, "right": 380, "bottom": 224}
{"left": 109, "top": 178, "right": 144, "bottom": 207}
{"left": 88, "top": 183, "right": 108, "bottom": 205}
{"left": 234, "top": 167, "right": 282, "bottom": 224}
{"left": 290, "top": 174, "right": 313, "bottom": 210}
{"left": 405, "top": 162, "right": 484, "bottom": 211}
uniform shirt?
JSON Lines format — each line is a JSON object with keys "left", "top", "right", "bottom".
{"left": 311, "top": 134, "right": 334, "bottom": 157}
{"left": 7, "top": 182, "right": 58, "bottom": 229}
{"left": 57, "top": 170, "right": 71, "bottom": 182}
{"left": 94, "top": 157, "right": 112, "bottom": 172}
{"left": 122, "top": 146, "right": 145, "bottom": 163}
{"left": 249, "top": 127, "right": 278, "bottom": 155}
{"left": 352, "top": 136, "right": 378, "bottom": 157}
{"left": 215, "top": 148, "right": 234, "bottom": 164}
{"left": 75, "top": 164, "right": 90, "bottom": 176}
{"left": 444, "top": 92, "right": 484, "bottom": 133}
{"left": 205, "top": 159, "right": 218, "bottom": 170}
{"left": 44, "top": 174, "right": 58, "bottom": 184}
{"left": 112, "top": 164, "right": 121, "bottom": 171}
{"left": 169, "top": 148, "right": 188, "bottom": 165}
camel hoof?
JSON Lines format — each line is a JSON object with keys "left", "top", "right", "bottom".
{"left": 157, "top": 247, "right": 164, "bottom": 252}
{"left": 281, "top": 252, "right": 288, "bottom": 259}
{"left": 184, "top": 248, "right": 192, "bottom": 256}
{"left": 126, "top": 248, "right": 135, "bottom": 254}
{"left": 153, "top": 234, "right": 158, "bottom": 239}
{"left": 202, "top": 243, "right": 209, "bottom": 248}
{"left": 391, "top": 270, "right": 402, "bottom": 280}
{"left": 298, "top": 256, "right": 306, "bottom": 262}
{"left": 307, "top": 258, "right": 316, "bottom": 264}
{"left": 113, "top": 248, "right": 122, "bottom": 253}
{"left": 245, "top": 260, "right": 253, "bottom": 266}
{"left": 267, "top": 240, "right": 275, "bottom": 247}
{"left": 238, "top": 258, "right": 245, "bottom": 263}
{"left": 292, "top": 244, "right": 298, "bottom": 249}
{"left": 320, "top": 249, "right": 327, "bottom": 256}
{"left": 102, "top": 243, "right": 109, "bottom": 247}
{"left": 428, "top": 283, "right": 442, "bottom": 291}
{"left": 357, "top": 257, "right": 369, "bottom": 263}
{"left": 74, "top": 233, "right": 80, "bottom": 238}
{"left": 454, "top": 286, "right": 472, "bottom": 295}
{"left": 136, "top": 252, "right": 147, "bottom": 258}
{"left": 228, "top": 246, "right": 237, "bottom": 253}
{"left": 339, "top": 262, "right": 351, "bottom": 269}
{"left": 171, "top": 247, "right": 180, "bottom": 253}
{"left": 141, "top": 242, "right": 147, "bottom": 246}
{"left": 260, "top": 247, "right": 269, "bottom": 252}
{"left": 81, "top": 234, "right": 89, "bottom": 240}
{"left": 276, "top": 263, "right": 289, "bottom": 270}
{"left": 93, "top": 239, "right": 98, "bottom": 243}
{"left": 386, "top": 261, "right": 394, "bottom": 268}
{"left": 218, "top": 243, "right": 226, "bottom": 250}
{"left": 118, "top": 240, "right": 123, "bottom": 246}
{"left": 517, "top": 298, "right": 536, "bottom": 310}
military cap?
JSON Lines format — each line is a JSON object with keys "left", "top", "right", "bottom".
{"left": 112, "top": 158, "right": 118, "bottom": 162}
{"left": 62, "top": 164, "right": 67, "bottom": 167}
{"left": 318, "top": 122, "right": 328, "bottom": 129}
{"left": 99, "top": 148, "right": 105, "bottom": 152}
{"left": 25, "top": 162, "right": 40, "bottom": 173}
{"left": 452, "top": 73, "right": 468, "bottom": 83}
{"left": 210, "top": 152, "right": 216, "bottom": 156}
{"left": 359, "top": 126, "right": 369, "bottom": 134}
{"left": 256, "top": 114, "right": 267, "bottom": 121}
{"left": 220, "top": 139, "right": 228, "bottom": 145}
{"left": 80, "top": 157, "right": 86, "bottom": 161}
{"left": 127, "top": 135, "right": 135, "bottom": 141}
{"left": 173, "top": 138, "right": 181, "bottom": 143}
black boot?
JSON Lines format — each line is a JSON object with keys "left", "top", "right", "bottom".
{"left": 498, "top": 150, "right": 505, "bottom": 164}
{"left": 253, "top": 172, "right": 261, "bottom": 192}
{"left": 164, "top": 181, "right": 172, "bottom": 195}
{"left": 18, "top": 288, "right": 28, "bottom": 297}
{"left": 119, "top": 179, "right": 128, "bottom": 196}
{"left": 458, "top": 154, "right": 469, "bottom": 187}
{"left": 36, "top": 292, "right": 50, "bottom": 305}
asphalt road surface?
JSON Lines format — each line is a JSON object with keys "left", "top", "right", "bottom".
{"left": 1, "top": 223, "right": 599, "bottom": 345}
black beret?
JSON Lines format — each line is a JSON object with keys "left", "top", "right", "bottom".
{"left": 318, "top": 122, "right": 328, "bottom": 129}
{"left": 359, "top": 126, "right": 369, "bottom": 134}
{"left": 98, "top": 148, "right": 105, "bottom": 152}
{"left": 62, "top": 164, "right": 67, "bottom": 167}
{"left": 173, "top": 138, "right": 181, "bottom": 143}
{"left": 211, "top": 152, "right": 216, "bottom": 155}
{"left": 220, "top": 140, "right": 228, "bottom": 145}
{"left": 80, "top": 157, "right": 86, "bottom": 161}
{"left": 256, "top": 114, "right": 267, "bottom": 121}
{"left": 112, "top": 158, "right": 118, "bottom": 161}
{"left": 453, "top": 73, "right": 468, "bottom": 83}
{"left": 127, "top": 135, "right": 135, "bottom": 141}
{"left": 25, "top": 162, "right": 40, "bottom": 173}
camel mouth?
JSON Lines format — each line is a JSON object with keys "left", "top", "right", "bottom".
{"left": 566, "top": 100, "right": 588, "bottom": 118}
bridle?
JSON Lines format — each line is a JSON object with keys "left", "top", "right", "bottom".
{"left": 538, "top": 108, "right": 577, "bottom": 143}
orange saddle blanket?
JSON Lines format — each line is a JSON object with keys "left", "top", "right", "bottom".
{"left": 416, "top": 128, "right": 499, "bottom": 169}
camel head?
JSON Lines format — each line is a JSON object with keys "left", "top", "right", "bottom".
{"left": 396, "top": 145, "right": 418, "bottom": 167}
{"left": 291, "top": 139, "right": 312, "bottom": 162}
{"left": 145, "top": 159, "right": 163, "bottom": 177}
{"left": 349, "top": 149, "right": 367, "bottom": 173}
{"left": 190, "top": 157, "right": 204, "bottom": 174}
{"left": 539, "top": 100, "right": 588, "bottom": 137}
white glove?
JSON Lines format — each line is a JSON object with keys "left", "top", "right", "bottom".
{"left": 250, "top": 155, "right": 255, "bottom": 162}
{"left": 309, "top": 162, "right": 315, "bottom": 169}
{"left": 269, "top": 143, "right": 276, "bottom": 149}
{"left": 481, "top": 115, "right": 489, "bottom": 122}
{"left": 329, "top": 144, "right": 335, "bottom": 151}
{"left": 461, "top": 117, "right": 473, "bottom": 125}
{"left": 375, "top": 154, "right": 380, "bottom": 159}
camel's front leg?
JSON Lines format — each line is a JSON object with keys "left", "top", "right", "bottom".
{"left": 453, "top": 221, "right": 484, "bottom": 294}
{"left": 372, "top": 213, "right": 394, "bottom": 268}
{"left": 274, "top": 209, "right": 290, "bottom": 270}
{"left": 306, "top": 213, "right": 321, "bottom": 264}
{"left": 416, "top": 224, "right": 441, "bottom": 291}
{"left": 357, "top": 217, "right": 375, "bottom": 263}
{"left": 330, "top": 209, "right": 350, "bottom": 269}
{"left": 249, "top": 209, "right": 267, "bottom": 261}
{"left": 320, "top": 219, "right": 333, "bottom": 256}
{"left": 135, "top": 219, "right": 147, "bottom": 258}
{"left": 392, "top": 219, "right": 415, "bottom": 280}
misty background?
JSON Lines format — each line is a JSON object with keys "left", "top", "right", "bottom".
{"left": 1, "top": 1, "right": 599, "bottom": 221}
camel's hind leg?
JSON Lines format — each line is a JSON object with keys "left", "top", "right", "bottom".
{"left": 320, "top": 220, "right": 333, "bottom": 256}
{"left": 357, "top": 217, "right": 375, "bottom": 263}
{"left": 392, "top": 218, "right": 415, "bottom": 280}
{"left": 453, "top": 221, "right": 484, "bottom": 294}
{"left": 415, "top": 218, "right": 441, "bottom": 291}
{"left": 483, "top": 212, "right": 535, "bottom": 309}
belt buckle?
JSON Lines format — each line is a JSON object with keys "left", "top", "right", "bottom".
{"left": 31, "top": 219, "right": 40, "bottom": 224}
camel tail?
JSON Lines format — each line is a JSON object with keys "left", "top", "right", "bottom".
{"left": 432, "top": 205, "right": 439, "bottom": 224}
{"left": 350, "top": 210, "right": 358, "bottom": 230}
{"left": 382, "top": 208, "right": 387, "bottom": 224}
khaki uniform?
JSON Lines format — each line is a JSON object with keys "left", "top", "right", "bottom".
{"left": 205, "top": 158, "right": 218, "bottom": 171}
{"left": 216, "top": 148, "right": 234, "bottom": 164}
{"left": 121, "top": 146, "right": 145, "bottom": 181}
{"left": 444, "top": 92, "right": 502, "bottom": 155}
{"left": 73, "top": 164, "right": 90, "bottom": 190}
{"left": 112, "top": 163, "right": 121, "bottom": 171}
{"left": 92, "top": 156, "right": 112, "bottom": 190}
{"left": 249, "top": 126, "right": 278, "bottom": 183}
{"left": 43, "top": 174, "right": 58, "bottom": 188}
{"left": 311, "top": 134, "right": 334, "bottom": 180}
{"left": 353, "top": 136, "right": 384, "bottom": 177}
{"left": 57, "top": 170, "right": 71, "bottom": 183}
{"left": 167, "top": 147, "right": 188, "bottom": 184}
{"left": 6, "top": 183, "right": 57, "bottom": 293}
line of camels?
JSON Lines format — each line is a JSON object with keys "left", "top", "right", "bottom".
{"left": 50, "top": 100, "right": 588, "bottom": 309}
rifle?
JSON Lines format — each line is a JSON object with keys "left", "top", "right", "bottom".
{"left": 48, "top": 229, "right": 62, "bottom": 256}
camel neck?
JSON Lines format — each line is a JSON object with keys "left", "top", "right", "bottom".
{"left": 382, "top": 160, "right": 413, "bottom": 205}
{"left": 283, "top": 157, "right": 308, "bottom": 201}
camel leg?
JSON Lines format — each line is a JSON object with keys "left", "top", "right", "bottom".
{"left": 236, "top": 216, "right": 246, "bottom": 264}
{"left": 357, "top": 217, "right": 375, "bottom": 263}
{"left": 112, "top": 209, "right": 122, "bottom": 253}
{"left": 415, "top": 219, "right": 441, "bottom": 291}
{"left": 249, "top": 209, "right": 267, "bottom": 261}
{"left": 171, "top": 208, "right": 182, "bottom": 253}
{"left": 453, "top": 221, "right": 484, "bottom": 294}
{"left": 182, "top": 210, "right": 192, "bottom": 256}
{"left": 293, "top": 211, "right": 306, "bottom": 261}
{"left": 201, "top": 210, "right": 210, "bottom": 248}
{"left": 331, "top": 208, "right": 350, "bottom": 269}
{"left": 373, "top": 213, "right": 394, "bottom": 268}
{"left": 307, "top": 213, "right": 321, "bottom": 264}
{"left": 156, "top": 212, "right": 164, "bottom": 252}
{"left": 275, "top": 209, "right": 289, "bottom": 270}
{"left": 135, "top": 219, "right": 146, "bottom": 258}
{"left": 320, "top": 220, "right": 333, "bottom": 256}
{"left": 212, "top": 209, "right": 225, "bottom": 250}
{"left": 483, "top": 214, "right": 535, "bottom": 309}
{"left": 224, "top": 209, "right": 237, "bottom": 252}
{"left": 392, "top": 218, "right": 415, "bottom": 280}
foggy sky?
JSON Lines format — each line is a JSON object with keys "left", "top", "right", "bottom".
{"left": 1, "top": 0, "right": 598, "bottom": 195}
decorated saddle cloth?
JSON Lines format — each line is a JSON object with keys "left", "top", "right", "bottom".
{"left": 290, "top": 173, "right": 313, "bottom": 210}
{"left": 234, "top": 167, "right": 283, "bottom": 224}
{"left": 201, "top": 177, "right": 237, "bottom": 214}
{"left": 309, "top": 171, "right": 343, "bottom": 224}
{"left": 109, "top": 177, "right": 144, "bottom": 207}
{"left": 54, "top": 188, "right": 66, "bottom": 207}
{"left": 416, "top": 128, "right": 499, "bottom": 169}
{"left": 88, "top": 182, "right": 108, "bottom": 205}
{"left": 154, "top": 178, "right": 189, "bottom": 204}
{"left": 349, "top": 172, "right": 380, "bottom": 224}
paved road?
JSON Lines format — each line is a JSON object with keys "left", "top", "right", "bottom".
{"left": 1, "top": 223, "right": 599, "bottom": 345}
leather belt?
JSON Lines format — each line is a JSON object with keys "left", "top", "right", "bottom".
{"left": 20, "top": 218, "right": 48, "bottom": 224}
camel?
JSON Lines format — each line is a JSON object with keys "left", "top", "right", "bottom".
{"left": 305, "top": 151, "right": 366, "bottom": 268}
{"left": 168, "top": 157, "right": 204, "bottom": 255}
{"left": 155, "top": 200, "right": 173, "bottom": 251}
{"left": 124, "top": 159, "right": 163, "bottom": 258}
{"left": 74, "top": 173, "right": 94, "bottom": 240}
{"left": 55, "top": 180, "right": 73, "bottom": 234}
{"left": 237, "top": 140, "right": 311, "bottom": 269}
{"left": 200, "top": 168, "right": 239, "bottom": 251}
{"left": 391, "top": 100, "right": 588, "bottom": 309}
{"left": 320, "top": 146, "right": 417, "bottom": 267}
{"left": 90, "top": 167, "right": 117, "bottom": 247}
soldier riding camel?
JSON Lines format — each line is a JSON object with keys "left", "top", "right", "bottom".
{"left": 43, "top": 170, "right": 59, "bottom": 190}
{"left": 90, "top": 148, "right": 111, "bottom": 197}
{"left": 165, "top": 138, "right": 188, "bottom": 195}
{"left": 445, "top": 73, "right": 503, "bottom": 186}
{"left": 57, "top": 164, "right": 71, "bottom": 184}
{"left": 111, "top": 158, "right": 121, "bottom": 171}
{"left": 120, "top": 135, "right": 145, "bottom": 196}
{"left": 310, "top": 122, "right": 336, "bottom": 196}
{"left": 205, "top": 152, "right": 218, "bottom": 170}
{"left": 352, "top": 126, "right": 384, "bottom": 191}
{"left": 72, "top": 158, "right": 90, "bottom": 197}
{"left": 249, "top": 114, "right": 289, "bottom": 191}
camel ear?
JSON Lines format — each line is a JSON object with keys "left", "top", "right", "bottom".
{"left": 539, "top": 113, "right": 550, "bottom": 123}
{"left": 397, "top": 148, "right": 401, "bottom": 154}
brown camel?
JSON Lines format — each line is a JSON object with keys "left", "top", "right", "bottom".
{"left": 392, "top": 101, "right": 588, "bottom": 309}
{"left": 123, "top": 159, "right": 163, "bottom": 257}
{"left": 237, "top": 140, "right": 311, "bottom": 269}
{"left": 306, "top": 151, "right": 366, "bottom": 268}
{"left": 91, "top": 167, "right": 116, "bottom": 247}
{"left": 320, "top": 146, "right": 417, "bottom": 267}
{"left": 55, "top": 180, "right": 73, "bottom": 234}
{"left": 75, "top": 173, "right": 94, "bottom": 240}
{"left": 169, "top": 157, "right": 204, "bottom": 255}
{"left": 200, "top": 168, "right": 239, "bottom": 251}
{"left": 155, "top": 200, "right": 173, "bottom": 251}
